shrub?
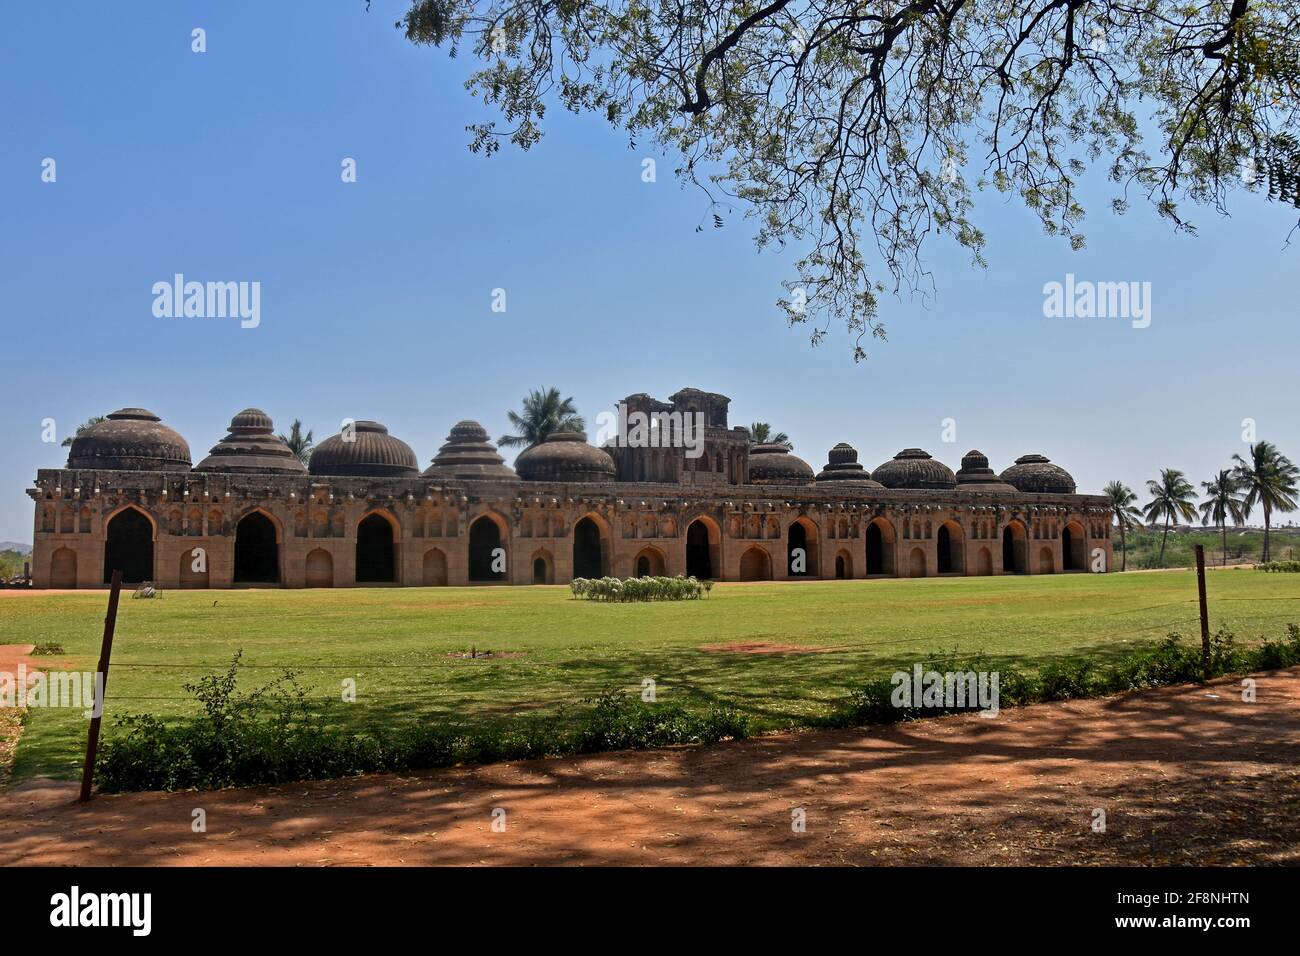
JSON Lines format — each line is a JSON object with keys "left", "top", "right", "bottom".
{"left": 1256, "top": 561, "right": 1300, "bottom": 573}
{"left": 96, "top": 654, "right": 748, "bottom": 792}
{"left": 570, "top": 574, "right": 710, "bottom": 602}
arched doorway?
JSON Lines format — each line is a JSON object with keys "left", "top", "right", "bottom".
{"left": 234, "top": 511, "right": 280, "bottom": 583}
{"left": 573, "top": 516, "right": 604, "bottom": 579}
{"left": 909, "top": 547, "right": 927, "bottom": 578}
{"left": 1002, "top": 521, "right": 1027, "bottom": 574}
{"left": 937, "top": 521, "right": 965, "bottom": 574}
{"left": 422, "top": 548, "right": 447, "bottom": 586}
{"left": 685, "top": 518, "right": 715, "bottom": 579}
{"left": 866, "top": 519, "right": 895, "bottom": 575}
{"left": 634, "top": 547, "right": 666, "bottom": 577}
{"left": 469, "top": 515, "right": 506, "bottom": 582}
{"left": 786, "top": 518, "right": 819, "bottom": 577}
{"left": 1038, "top": 546, "right": 1055, "bottom": 574}
{"left": 356, "top": 513, "right": 396, "bottom": 583}
{"left": 50, "top": 548, "right": 77, "bottom": 587}
{"left": 739, "top": 547, "right": 771, "bottom": 581}
{"left": 103, "top": 507, "right": 153, "bottom": 584}
{"left": 306, "top": 549, "right": 334, "bottom": 588}
{"left": 1062, "top": 522, "right": 1086, "bottom": 571}
{"left": 976, "top": 547, "right": 993, "bottom": 576}
{"left": 530, "top": 549, "right": 553, "bottom": 584}
{"left": 835, "top": 550, "right": 852, "bottom": 579}
{"left": 179, "top": 548, "right": 209, "bottom": 588}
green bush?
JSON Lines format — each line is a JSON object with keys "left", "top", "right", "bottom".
{"left": 1257, "top": 561, "right": 1300, "bottom": 573}
{"left": 570, "top": 575, "right": 712, "bottom": 602}
{"left": 96, "top": 653, "right": 748, "bottom": 792}
{"left": 829, "top": 623, "right": 1300, "bottom": 728}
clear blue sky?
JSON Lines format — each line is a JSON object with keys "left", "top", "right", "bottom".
{"left": 2, "top": 1, "right": 1298, "bottom": 543}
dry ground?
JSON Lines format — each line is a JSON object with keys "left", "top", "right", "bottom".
{"left": 2, "top": 668, "right": 1298, "bottom": 866}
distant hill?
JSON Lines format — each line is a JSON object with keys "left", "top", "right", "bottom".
{"left": 0, "top": 541, "right": 31, "bottom": 555}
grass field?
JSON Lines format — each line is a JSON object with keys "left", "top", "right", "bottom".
{"left": 4, "top": 569, "right": 1298, "bottom": 782}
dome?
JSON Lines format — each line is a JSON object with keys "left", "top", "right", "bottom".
{"left": 515, "top": 431, "right": 615, "bottom": 483}
{"left": 999, "top": 454, "right": 1077, "bottom": 494}
{"left": 309, "top": 420, "right": 419, "bottom": 477}
{"left": 748, "top": 443, "right": 815, "bottom": 485}
{"left": 954, "top": 449, "right": 1017, "bottom": 493}
{"left": 194, "top": 408, "right": 307, "bottom": 474}
{"left": 65, "top": 408, "right": 191, "bottom": 472}
{"left": 423, "top": 421, "right": 518, "bottom": 481}
{"left": 815, "top": 443, "right": 884, "bottom": 488}
{"left": 871, "top": 448, "right": 957, "bottom": 490}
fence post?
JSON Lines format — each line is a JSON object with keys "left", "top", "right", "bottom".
{"left": 79, "top": 569, "right": 122, "bottom": 802}
{"left": 1195, "top": 545, "right": 1210, "bottom": 682}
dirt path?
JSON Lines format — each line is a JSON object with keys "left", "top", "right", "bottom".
{"left": 3, "top": 669, "right": 1299, "bottom": 866}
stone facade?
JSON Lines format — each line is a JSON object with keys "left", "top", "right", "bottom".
{"left": 27, "top": 392, "right": 1114, "bottom": 588}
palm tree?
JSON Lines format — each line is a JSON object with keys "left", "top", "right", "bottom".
{"left": 498, "top": 387, "right": 585, "bottom": 449}
{"left": 1103, "top": 480, "right": 1143, "bottom": 572}
{"left": 1142, "top": 469, "right": 1198, "bottom": 567}
{"left": 1232, "top": 441, "right": 1300, "bottom": 563}
{"left": 60, "top": 416, "right": 106, "bottom": 447}
{"left": 742, "top": 422, "right": 792, "bottom": 448}
{"left": 277, "top": 419, "right": 315, "bottom": 464}
{"left": 1198, "top": 470, "right": 1247, "bottom": 567}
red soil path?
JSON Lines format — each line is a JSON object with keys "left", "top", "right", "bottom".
{"left": 2, "top": 669, "right": 1298, "bottom": 866}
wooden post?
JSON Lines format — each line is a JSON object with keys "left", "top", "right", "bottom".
{"left": 1195, "top": 545, "right": 1210, "bottom": 682}
{"left": 79, "top": 570, "right": 122, "bottom": 802}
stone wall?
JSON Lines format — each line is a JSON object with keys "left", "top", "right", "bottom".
{"left": 28, "top": 468, "right": 1115, "bottom": 588}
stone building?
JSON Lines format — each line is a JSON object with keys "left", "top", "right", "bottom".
{"left": 27, "top": 391, "right": 1113, "bottom": 588}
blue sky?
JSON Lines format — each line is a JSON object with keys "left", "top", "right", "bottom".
{"left": 2, "top": 1, "right": 1297, "bottom": 543}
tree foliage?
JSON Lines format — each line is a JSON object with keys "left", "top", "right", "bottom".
{"left": 398, "top": 0, "right": 1300, "bottom": 358}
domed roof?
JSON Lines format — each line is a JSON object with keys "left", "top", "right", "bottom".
{"left": 423, "top": 421, "right": 518, "bottom": 481}
{"left": 194, "top": 408, "right": 307, "bottom": 474}
{"left": 871, "top": 448, "right": 957, "bottom": 490}
{"left": 999, "top": 454, "right": 1077, "bottom": 494}
{"left": 309, "top": 420, "right": 419, "bottom": 477}
{"left": 954, "top": 449, "right": 1017, "bottom": 493}
{"left": 815, "top": 442, "right": 884, "bottom": 488}
{"left": 66, "top": 408, "right": 191, "bottom": 472}
{"left": 748, "top": 443, "right": 815, "bottom": 485}
{"left": 515, "top": 431, "right": 615, "bottom": 483}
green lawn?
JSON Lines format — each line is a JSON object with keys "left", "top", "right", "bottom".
{"left": 4, "top": 569, "right": 1298, "bottom": 781}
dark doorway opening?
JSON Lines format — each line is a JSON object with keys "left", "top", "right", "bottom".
{"left": 938, "top": 525, "right": 953, "bottom": 573}
{"left": 103, "top": 508, "right": 153, "bottom": 584}
{"left": 1062, "top": 527, "right": 1077, "bottom": 571}
{"left": 533, "top": 557, "right": 547, "bottom": 584}
{"left": 573, "top": 517, "right": 603, "bottom": 578}
{"left": 356, "top": 514, "right": 396, "bottom": 583}
{"left": 686, "top": 520, "right": 712, "bottom": 579}
{"left": 469, "top": 517, "right": 505, "bottom": 582}
{"left": 1002, "top": 525, "right": 1025, "bottom": 573}
{"left": 835, "top": 555, "right": 846, "bottom": 579}
{"left": 788, "top": 522, "right": 810, "bottom": 576}
{"left": 867, "top": 522, "right": 885, "bottom": 574}
{"left": 234, "top": 512, "right": 280, "bottom": 583}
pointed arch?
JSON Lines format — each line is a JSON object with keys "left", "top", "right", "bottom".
{"left": 356, "top": 509, "right": 399, "bottom": 583}
{"left": 422, "top": 547, "right": 448, "bottom": 586}
{"left": 937, "top": 519, "right": 965, "bottom": 574}
{"left": 866, "top": 517, "right": 896, "bottom": 576}
{"left": 633, "top": 545, "right": 667, "bottom": 577}
{"left": 469, "top": 512, "right": 509, "bottom": 582}
{"left": 50, "top": 547, "right": 77, "bottom": 587}
{"left": 684, "top": 514, "right": 721, "bottom": 580}
{"left": 1002, "top": 519, "right": 1028, "bottom": 574}
{"left": 234, "top": 508, "right": 282, "bottom": 584}
{"left": 530, "top": 547, "right": 554, "bottom": 584}
{"left": 738, "top": 546, "right": 772, "bottom": 581}
{"left": 306, "top": 548, "right": 335, "bottom": 588}
{"left": 103, "top": 505, "right": 155, "bottom": 584}
{"left": 573, "top": 512, "right": 612, "bottom": 579}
